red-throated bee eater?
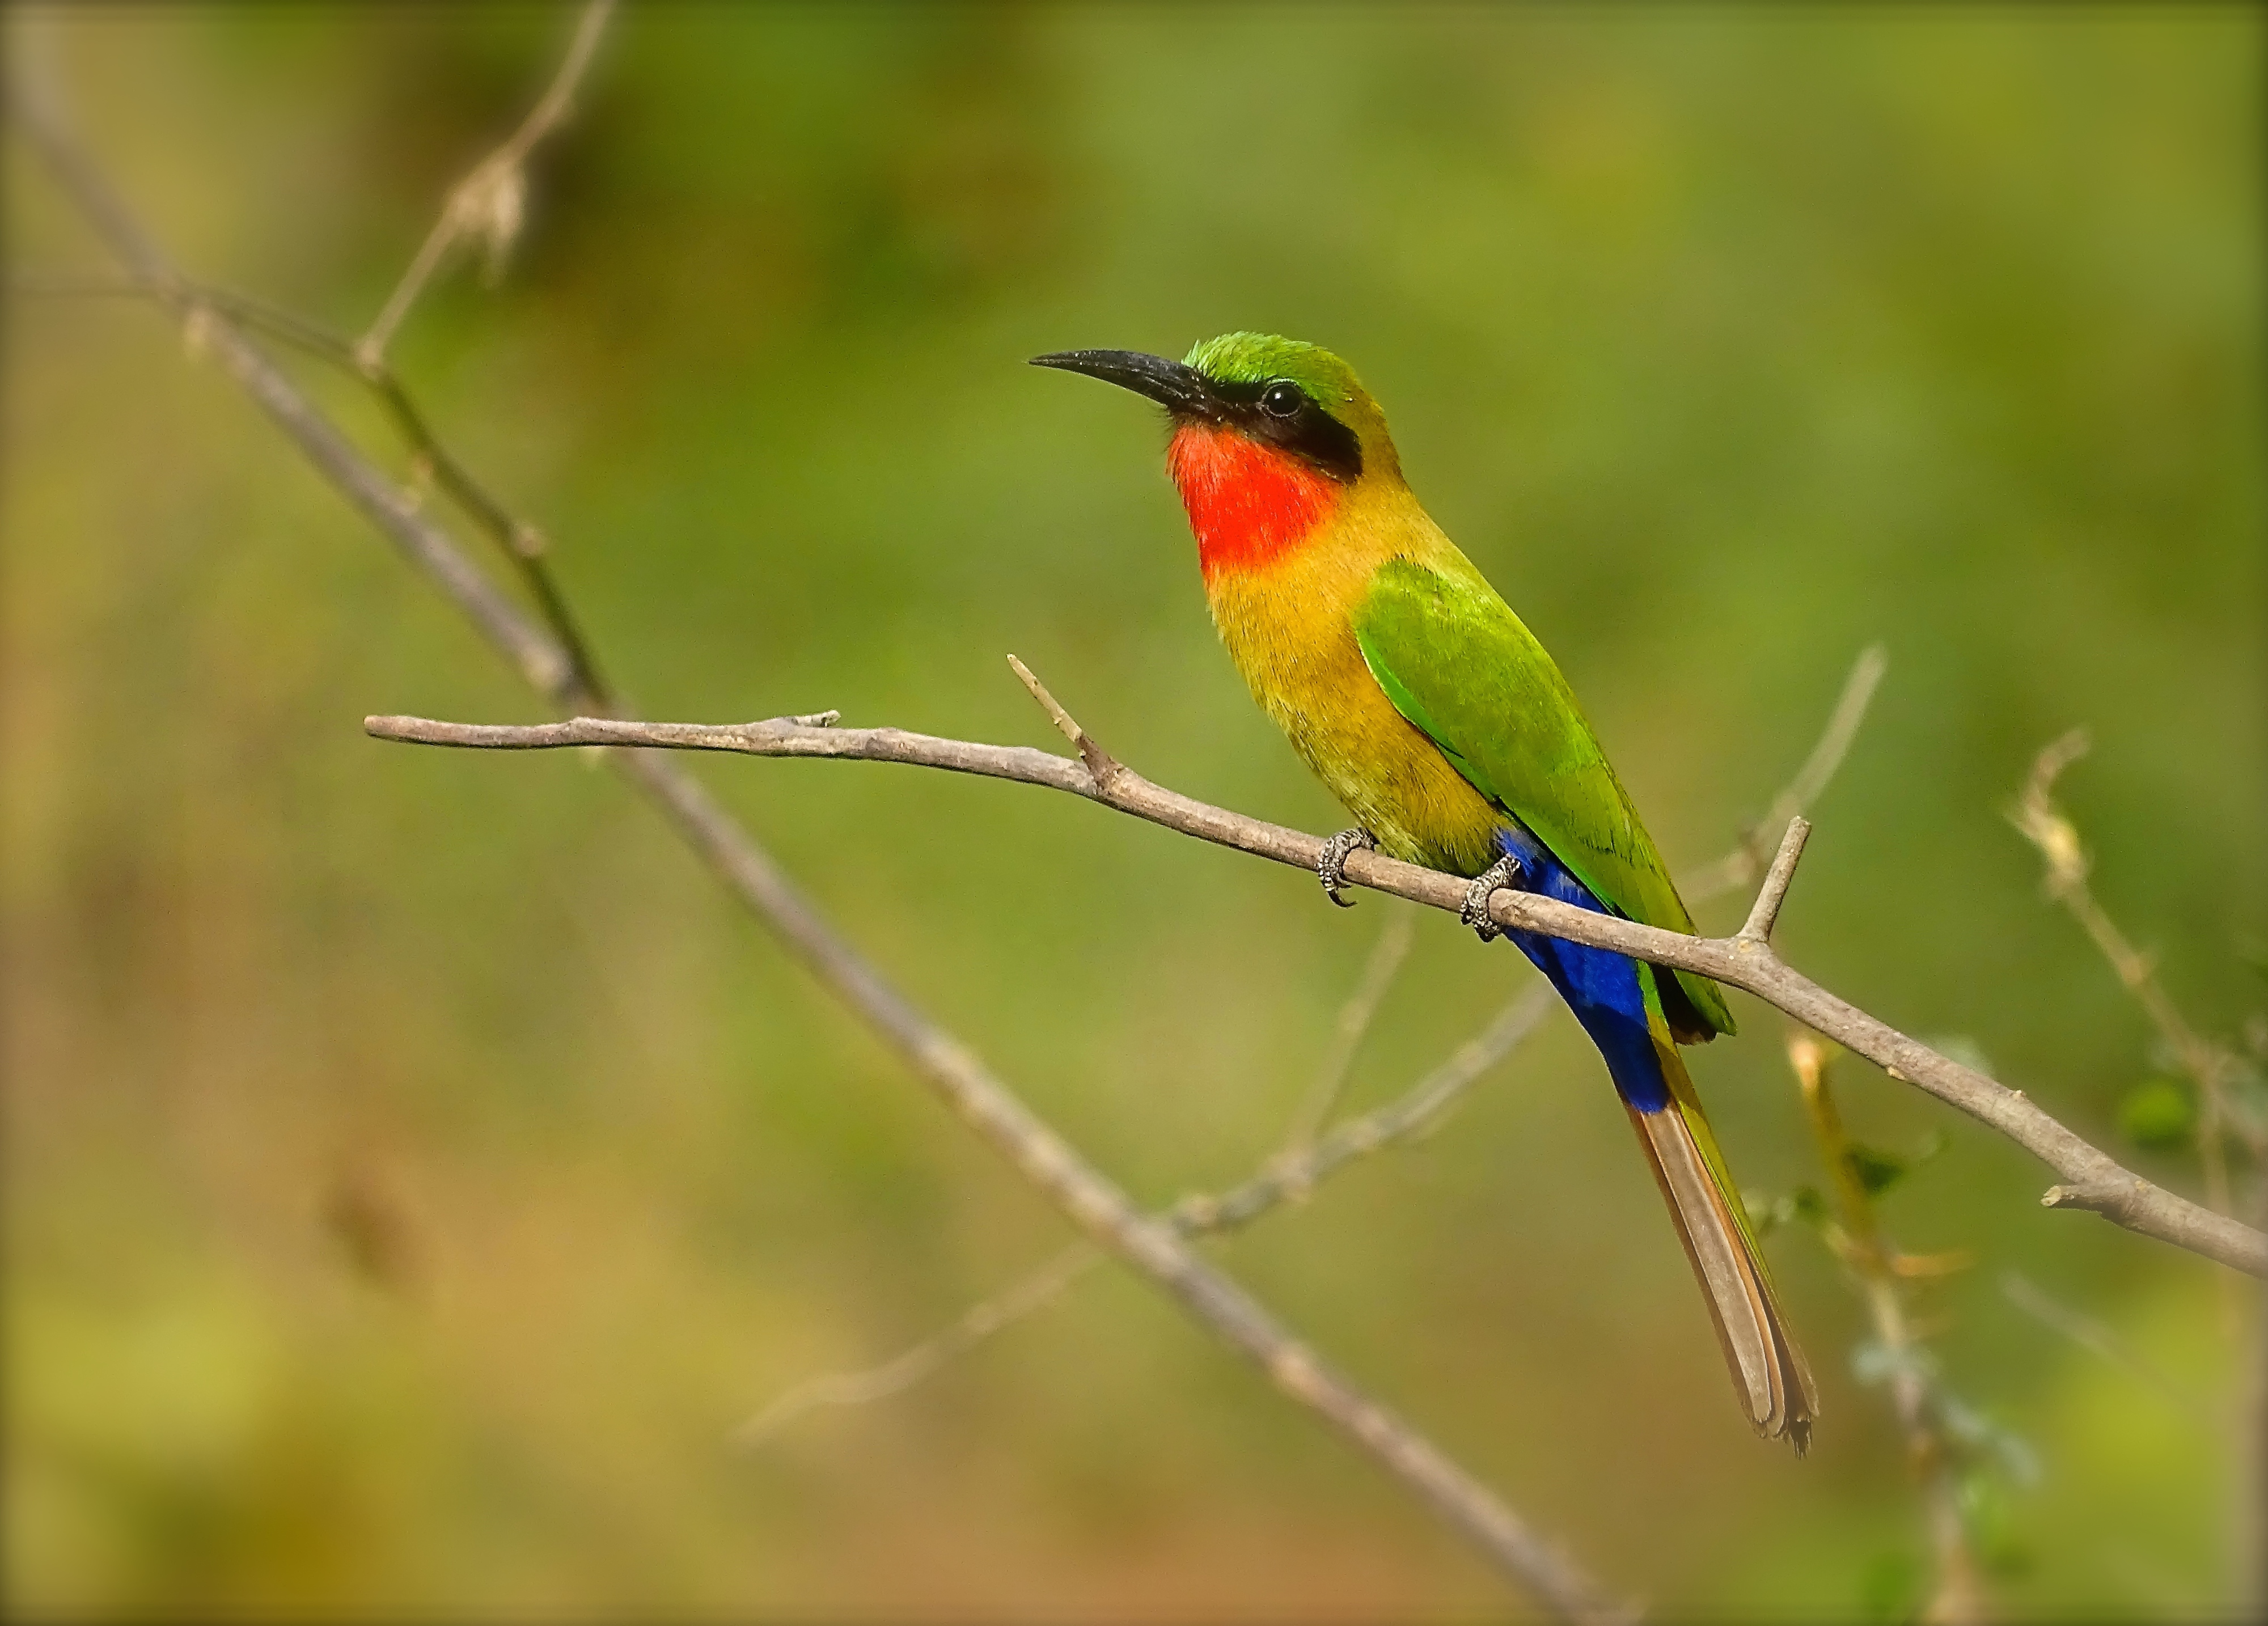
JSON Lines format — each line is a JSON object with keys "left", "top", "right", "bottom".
{"left": 1035, "top": 333, "right": 1817, "bottom": 1450}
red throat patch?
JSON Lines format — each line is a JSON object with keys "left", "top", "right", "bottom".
{"left": 1167, "top": 424, "right": 1340, "bottom": 578}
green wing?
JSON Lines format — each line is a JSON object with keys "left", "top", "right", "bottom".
{"left": 1352, "top": 554, "right": 1736, "bottom": 1040}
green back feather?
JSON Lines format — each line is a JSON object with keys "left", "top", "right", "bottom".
{"left": 1352, "top": 554, "right": 1737, "bottom": 1040}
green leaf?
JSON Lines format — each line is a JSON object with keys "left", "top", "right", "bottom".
{"left": 1845, "top": 1142, "right": 1910, "bottom": 1196}
{"left": 2118, "top": 1078, "right": 2194, "bottom": 1151}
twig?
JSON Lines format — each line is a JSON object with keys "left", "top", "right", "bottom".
{"left": 1738, "top": 818, "right": 1810, "bottom": 943}
{"left": 19, "top": 277, "right": 613, "bottom": 705}
{"left": 2011, "top": 737, "right": 2268, "bottom": 1607}
{"left": 1789, "top": 1035, "right": 1986, "bottom": 1625}
{"left": 357, "top": 708, "right": 2267, "bottom": 1279}
{"left": 1284, "top": 907, "right": 1419, "bottom": 1157}
{"left": 357, "top": 0, "right": 616, "bottom": 366}
{"left": 734, "top": 1241, "right": 1102, "bottom": 1447}
{"left": 1682, "top": 644, "right": 1887, "bottom": 904}
{"left": 10, "top": 58, "right": 1626, "bottom": 1623}
{"left": 1195, "top": 985, "right": 1561, "bottom": 1227}
{"left": 1998, "top": 1271, "right": 2211, "bottom": 1429}
{"left": 2010, "top": 731, "right": 2267, "bottom": 1210}
{"left": 1008, "top": 653, "right": 1119, "bottom": 790}
{"left": 740, "top": 985, "right": 1560, "bottom": 1443}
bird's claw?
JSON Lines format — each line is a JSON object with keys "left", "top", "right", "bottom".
{"left": 1459, "top": 854, "right": 1525, "bottom": 941}
{"left": 1317, "top": 827, "right": 1377, "bottom": 907}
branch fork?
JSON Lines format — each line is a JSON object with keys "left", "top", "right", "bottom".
{"left": 1009, "top": 654, "right": 1123, "bottom": 794}
{"left": 1736, "top": 818, "right": 1811, "bottom": 946}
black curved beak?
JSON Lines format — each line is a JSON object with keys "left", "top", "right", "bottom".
{"left": 1029, "top": 349, "right": 1211, "bottom": 416}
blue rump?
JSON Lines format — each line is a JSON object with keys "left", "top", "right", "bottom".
{"left": 1490, "top": 824, "right": 1672, "bottom": 1115}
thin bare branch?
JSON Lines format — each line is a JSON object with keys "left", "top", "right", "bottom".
{"left": 2009, "top": 731, "right": 2267, "bottom": 1210}
{"left": 362, "top": 709, "right": 2268, "bottom": 1278}
{"left": 734, "top": 1242, "right": 1102, "bottom": 1447}
{"left": 18, "top": 268, "right": 617, "bottom": 703}
{"left": 1738, "top": 818, "right": 1811, "bottom": 943}
{"left": 1683, "top": 644, "right": 1887, "bottom": 904}
{"left": 1284, "top": 907, "right": 1419, "bottom": 1157}
{"left": 12, "top": 67, "right": 1625, "bottom": 1621}
{"left": 743, "top": 985, "right": 1559, "bottom": 1442}
{"left": 1189, "top": 984, "right": 1560, "bottom": 1231}
{"left": 358, "top": 0, "right": 616, "bottom": 365}
{"left": 1778, "top": 645, "right": 1890, "bottom": 827}
{"left": 1998, "top": 1271, "right": 2211, "bottom": 1429}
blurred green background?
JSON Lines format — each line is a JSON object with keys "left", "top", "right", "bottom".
{"left": 7, "top": 3, "right": 2263, "bottom": 1619}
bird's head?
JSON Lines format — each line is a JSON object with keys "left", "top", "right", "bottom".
{"left": 1032, "top": 333, "right": 1399, "bottom": 577}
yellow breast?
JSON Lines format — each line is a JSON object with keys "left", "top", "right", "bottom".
{"left": 1202, "top": 486, "right": 1504, "bottom": 876}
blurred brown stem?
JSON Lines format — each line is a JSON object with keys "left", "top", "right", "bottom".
{"left": 357, "top": 0, "right": 617, "bottom": 365}
{"left": 1282, "top": 907, "right": 1419, "bottom": 1159}
{"left": 2008, "top": 731, "right": 2266, "bottom": 1610}
{"left": 1791, "top": 1036, "right": 1986, "bottom": 1624}
{"left": 2009, "top": 730, "right": 2266, "bottom": 1206}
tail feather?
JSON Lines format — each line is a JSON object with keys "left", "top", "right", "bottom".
{"left": 1629, "top": 1041, "right": 1819, "bottom": 1453}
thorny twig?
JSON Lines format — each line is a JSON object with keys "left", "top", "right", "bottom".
{"left": 361, "top": 704, "right": 2268, "bottom": 1278}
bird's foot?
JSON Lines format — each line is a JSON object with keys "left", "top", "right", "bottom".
{"left": 1459, "top": 854, "right": 1526, "bottom": 941}
{"left": 1317, "top": 827, "right": 1378, "bottom": 907}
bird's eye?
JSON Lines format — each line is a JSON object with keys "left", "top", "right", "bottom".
{"left": 1259, "top": 382, "right": 1303, "bottom": 419}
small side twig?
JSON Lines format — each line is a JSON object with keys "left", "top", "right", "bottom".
{"left": 20, "top": 270, "right": 615, "bottom": 706}
{"left": 1738, "top": 818, "right": 1811, "bottom": 943}
{"left": 1283, "top": 907, "right": 1419, "bottom": 1159}
{"left": 738, "top": 984, "right": 1561, "bottom": 1443}
{"left": 734, "top": 1241, "right": 1101, "bottom": 1447}
{"left": 357, "top": 0, "right": 616, "bottom": 365}
{"left": 1682, "top": 645, "right": 1886, "bottom": 904}
{"left": 1009, "top": 653, "right": 1121, "bottom": 791}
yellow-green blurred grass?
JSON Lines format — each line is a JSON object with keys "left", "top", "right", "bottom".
{"left": 6, "top": 4, "right": 2262, "bottom": 1617}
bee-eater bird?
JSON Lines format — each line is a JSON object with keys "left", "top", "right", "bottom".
{"left": 1034, "top": 333, "right": 1818, "bottom": 1450}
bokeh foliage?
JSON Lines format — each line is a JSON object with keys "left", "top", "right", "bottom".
{"left": 6, "top": 5, "right": 2262, "bottom": 1617}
